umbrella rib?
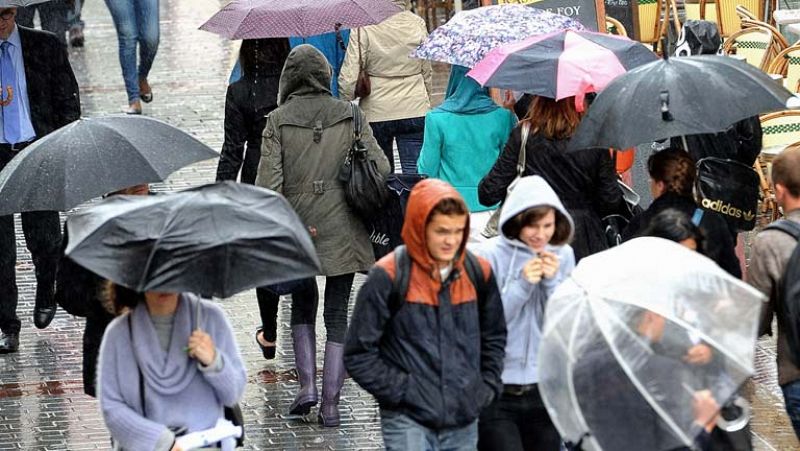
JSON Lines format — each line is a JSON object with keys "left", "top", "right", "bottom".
{"left": 137, "top": 194, "right": 189, "bottom": 291}
{"left": 589, "top": 296, "right": 695, "bottom": 447}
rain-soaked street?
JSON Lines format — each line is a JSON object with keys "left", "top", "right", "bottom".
{"left": 0, "top": 0, "right": 797, "bottom": 449}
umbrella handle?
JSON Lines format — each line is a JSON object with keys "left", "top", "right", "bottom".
{"left": 660, "top": 91, "right": 674, "bottom": 121}
{"left": 194, "top": 297, "right": 203, "bottom": 332}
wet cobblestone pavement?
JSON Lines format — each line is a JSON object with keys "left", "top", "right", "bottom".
{"left": 0, "top": 1, "right": 797, "bottom": 449}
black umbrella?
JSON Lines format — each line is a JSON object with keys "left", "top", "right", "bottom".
{"left": 568, "top": 55, "right": 795, "bottom": 151}
{"left": 64, "top": 182, "right": 321, "bottom": 298}
{"left": 0, "top": 115, "right": 218, "bottom": 215}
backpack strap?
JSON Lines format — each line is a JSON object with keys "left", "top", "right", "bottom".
{"left": 389, "top": 245, "right": 411, "bottom": 318}
{"left": 463, "top": 251, "right": 488, "bottom": 304}
{"left": 765, "top": 219, "right": 800, "bottom": 241}
{"left": 389, "top": 246, "right": 487, "bottom": 317}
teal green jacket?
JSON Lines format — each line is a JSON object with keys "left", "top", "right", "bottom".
{"left": 418, "top": 107, "right": 517, "bottom": 212}
{"left": 418, "top": 65, "right": 516, "bottom": 212}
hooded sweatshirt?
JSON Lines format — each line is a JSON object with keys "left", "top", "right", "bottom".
{"left": 344, "top": 179, "right": 507, "bottom": 429}
{"left": 417, "top": 66, "right": 517, "bottom": 212}
{"left": 473, "top": 176, "right": 576, "bottom": 385}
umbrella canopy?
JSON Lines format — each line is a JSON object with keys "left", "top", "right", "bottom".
{"left": 538, "top": 237, "right": 764, "bottom": 450}
{"left": 199, "top": 0, "right": 401, "bottom": 39}
{"left": 64, "top": 182, "right": 321, "bottom": 298}
{"left": 0, "top": 0, "right": 51, "bottom": 6}
{"left": 0, "top": 115, "right": 218, "bottom": 216}
{"left": 468, "top": 30, "right": 657, "bottom": 101}
{"left": 410, "top": 5, "right": 584, "bottom": 68}
{"left": 567, "top": 55, "right": 794, "bottom": 151}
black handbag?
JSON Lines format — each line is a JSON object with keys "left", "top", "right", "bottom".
{"left": 365, "top": 173, "right": 427, "bottom": 260}
{"left": 694, "top": 157, "right": 759, "bottom": 232}
{"left": 338, "top": 102, "right": 389, "bottom": 218}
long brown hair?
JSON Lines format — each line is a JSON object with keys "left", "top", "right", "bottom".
{"left": 522, "top": 96, "right": 583, "bottom": 140}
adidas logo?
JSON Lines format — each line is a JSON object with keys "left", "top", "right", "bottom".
{"left": 701, "top": 198, "right": 755, "bottom": 221}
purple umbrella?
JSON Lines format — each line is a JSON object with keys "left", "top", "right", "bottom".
{"left": 200, "top": 0, "right": 402, "bottom": 39}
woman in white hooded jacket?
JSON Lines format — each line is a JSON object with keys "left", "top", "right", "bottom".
{"left": 472, "top": 175, "right": 575, "bottom": 451}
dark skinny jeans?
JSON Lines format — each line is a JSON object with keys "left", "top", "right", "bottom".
{"left": 478, "top": 386, "right": 561, "bottom": 451}
{"left": 290, "top": 273, "right": 354, "bottom": 344}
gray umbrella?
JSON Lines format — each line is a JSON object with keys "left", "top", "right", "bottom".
{"left": 568, "top": 55, "right": 795, "bottom": 151}
{"left": 0, "top": 115, "right": 218, "bottom": 215}
{"left": 0, "top": 0, "right": 52, "bottom": 6}
{"left": 65, "top": 182, "right": 322, "bottom": 298}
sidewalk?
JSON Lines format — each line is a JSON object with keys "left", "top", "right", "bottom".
{"left": 0, "top": 0, "right": 795, "bottom": 449}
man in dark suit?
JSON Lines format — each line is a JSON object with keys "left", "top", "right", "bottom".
{"left": 0, "top": 5, "right": 80, "bottom": 353}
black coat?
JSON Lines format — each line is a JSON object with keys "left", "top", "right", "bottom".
{"left": 622, "top": 192, "right": 742, "bottom": 278}
{"left": 54, "top": 227, "right": 113, "bottom": 398}
{"left": 478, "top": 127, "right": 628, "bottom": 261}
{"left": 215, "top": 74, "right": 281, "bottom": 184}
{"left": 671, "top": 117, "right": 762, "bottom": 167}
{"left": 19, "top": 26, "right": 81, "bottom": 137}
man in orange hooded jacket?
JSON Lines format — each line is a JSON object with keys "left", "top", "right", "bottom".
{"left": 344, "top": 179, "right": 507, "bottom": 450}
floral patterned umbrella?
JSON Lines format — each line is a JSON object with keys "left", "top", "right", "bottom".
{"left": 410, "top": 5, "right": 584, "bottom": 68}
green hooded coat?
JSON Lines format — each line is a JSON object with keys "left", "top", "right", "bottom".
{"left": 256, "top": 45, "right": 391, "bottom": 276}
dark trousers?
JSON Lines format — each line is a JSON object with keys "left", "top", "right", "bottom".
{"left": 0, "top": 149, "right": 62, "bottom": 335}
{"left": 370, "top": 117, "right": 425, "bottom": 175}
{"left": 16, "top": 0, "right": 69, "bottom": 46}
{"left": 256, "top": 287, "right": 279, "bottom": 342}
{"left": 290, "top": 273, "right": 354, "bottom": 344}
{"left": 478, "top": 386, "right": 561, "bottom": 451}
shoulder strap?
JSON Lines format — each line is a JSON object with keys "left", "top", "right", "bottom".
{"left": 357, "top": 28, "right": 363, "bottom": 70}
{"left": 389, "top": 245, "right": 411, "bottom": 318}
{"left": 463, "top": 251, "right": 488, "bottom": 304}
{"left": 517, "top": 123, "right": 530, "bottom": 176}
{"left": 765, "top": 219, "right": 800, "bottom": 241}
{"left": 691, "top": 208, "right": 705, "bottom": 226}
{"left": 128, "top": 314, "right": 146, "bottom": 417}
{"left": 350, "top": 102, "right": 362, "bottom": 138}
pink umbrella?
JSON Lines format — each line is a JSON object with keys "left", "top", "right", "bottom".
{"left": 200, "top": 0, "right": 402, "bottom": 39}
{"left": 468, "top": 30, "right": 656, "bottom": 108}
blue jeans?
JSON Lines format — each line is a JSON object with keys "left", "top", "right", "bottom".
{"left": 370, "top": 117, "right": 425, "bottom": 175}
{"left": 104, "top": 0, "right": 160, "bottom": 103}
{"left": 380, "top": 409, "right": 478, "bottom": 451}
{"left": 782, "top": 380, "right": 800, "bottom": 439}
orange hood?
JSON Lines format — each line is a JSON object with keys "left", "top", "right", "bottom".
{"left": 401, "top": 179, "right": 470, "bottom": 272}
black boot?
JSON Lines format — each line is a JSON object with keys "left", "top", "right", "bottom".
{"left": 318, "top": 341, "right": 346, "bottom": 427}
{"left": 0, "top": 332, "right": 19, "bottom": 353}
{"left": 289, "top": 325, "right": 318, "bottom": 415}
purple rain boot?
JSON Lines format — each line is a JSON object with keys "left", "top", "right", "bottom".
{"left": 289, "top": 325, "right": 318, "bottom": 415}
{"left": 317, "top": 341, "right": 346, "bottom": 427}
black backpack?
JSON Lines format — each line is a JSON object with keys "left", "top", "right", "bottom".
{"left": 765, "top": 219, "right": 800, "bottom": 366}
{"left": 389, "top": 245, "right": 488, "bottom": 315}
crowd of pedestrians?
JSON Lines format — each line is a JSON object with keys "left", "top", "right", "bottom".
{"left": 2, "top": 1, "right": 800, "bottom": 450}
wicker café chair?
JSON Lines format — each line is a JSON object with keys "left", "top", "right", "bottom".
{"left": 740, "top": 17, "right": 788, "bottom": 61}
{"left": 767, "top": 45, "right": 800, "bottom": 92}
{"left": 685, "top": 0, "right": 717, "bottom": 22}
{"left": 757, "top": 111, "right": 800, "bottom": 220}
{"left": 638, "top": 0, "right": 663, "bottom": 46}
{"left": 606, "top": 16, "right": 629, "bottom": 37}
{"left": 717, "top": 0, "right": 765, "bottom": 36}
{"left": 722, "top": 26, "right": 774, "bottom": 70}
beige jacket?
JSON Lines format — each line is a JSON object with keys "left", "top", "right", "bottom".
{"left": 338, "top": 9, "right": 432, "bottom": 123}
{"left": 750, "top": 209, "right": 800, "bottom": 386}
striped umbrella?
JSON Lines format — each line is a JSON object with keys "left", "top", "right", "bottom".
{"left": 200, "top": 0, "right": 401, "bottom": 39}
{"left": 468, "top": 30, "right": 657, "bottom": 103}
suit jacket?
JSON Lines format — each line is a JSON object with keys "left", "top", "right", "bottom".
{"left": 18, "top": 26, "right": 80, "bottom": 139}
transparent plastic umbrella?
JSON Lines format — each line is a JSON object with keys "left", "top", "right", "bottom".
{"left": 538, "top": 237, "right": 764, "bottom": 451}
